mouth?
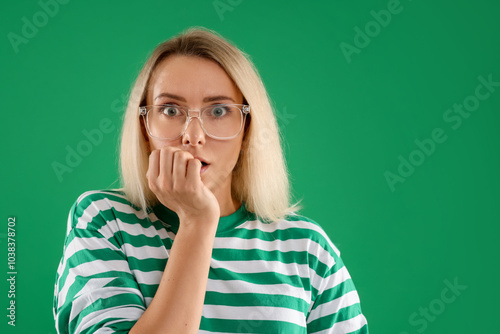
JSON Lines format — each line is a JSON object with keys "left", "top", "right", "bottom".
{"left": 194, "top": 156, "right": 210, "bottom": 172}
{"left": 200, "top": 161, "right": 210, "bottom": 174}
{"left": 194, "top": 156, "right": 209, "bottom": 164}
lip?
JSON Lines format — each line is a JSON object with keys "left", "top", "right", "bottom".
{"left": 200, "top": 164, "right": 209, "bottom": 174}
{"left": 193, "top": 156, "right": 210, "bottom": 166}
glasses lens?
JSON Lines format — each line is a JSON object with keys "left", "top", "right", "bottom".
{"left": 147, "top": 105, "right": 187, "bottom": 139}
{"left": 146, "top": 105, "right": 244, "bottom": 139}
{"left": 202, "top": 105, "right": 243, "bottom": 138}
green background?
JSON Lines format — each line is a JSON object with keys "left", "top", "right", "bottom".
{"left": 1, "top": 0, "right": 499, "bottom": 333}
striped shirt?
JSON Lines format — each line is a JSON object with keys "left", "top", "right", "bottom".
{"left": 53, "top": 189, "right": 368, "bottom": 333}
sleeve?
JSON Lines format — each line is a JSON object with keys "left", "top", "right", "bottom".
{"left": 306, "top": 238, "right": 369, "bottom": 334}
{"left": 53, "top": 194, "right": 146, "bottom": 334}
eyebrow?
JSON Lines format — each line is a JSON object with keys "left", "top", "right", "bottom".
{"left": 154, "top": 92, "right": 236, "bottom": 103}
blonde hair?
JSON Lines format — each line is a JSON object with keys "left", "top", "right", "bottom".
{"left": 118, "top": 26, "right": 302, "bottom": 223}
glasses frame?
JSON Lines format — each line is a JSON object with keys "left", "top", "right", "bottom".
{"left": 139, "top": 103, "right": 250, "bottom": 141}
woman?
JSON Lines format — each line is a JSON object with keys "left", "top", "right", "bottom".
{"left": 53, "top": 27, "right": 369, "bottom": 333}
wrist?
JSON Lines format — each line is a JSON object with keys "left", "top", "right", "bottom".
{"left": 177, "top": 214, "right": 219, "bottom": 234}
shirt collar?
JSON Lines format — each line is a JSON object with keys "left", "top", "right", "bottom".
{"left": 152, "top": 201, "right": 251, "bottom": 235}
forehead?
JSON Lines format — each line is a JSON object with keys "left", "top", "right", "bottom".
{"left": 147, "top": 55, "right": 243, "bottom": 104}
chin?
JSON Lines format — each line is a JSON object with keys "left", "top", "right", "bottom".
{"left": 205, "top": 168, "right": 231, "bottom": 191}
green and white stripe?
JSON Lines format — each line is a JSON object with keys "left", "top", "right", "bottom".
{"left": 53, "top": 190, "right": 368, "bottom": 333}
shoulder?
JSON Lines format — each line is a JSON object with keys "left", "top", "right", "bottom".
{"left": 73, "top": 188, "right": 134, "bottom": 210}
{"left": 243, "top": 211, "right": 342, "bottom": 259}
{"left": 67, "top": 189, "right": 148, "bottom": 233}
{"left": 283, "top": 212, "right": 341, "bottom": 258}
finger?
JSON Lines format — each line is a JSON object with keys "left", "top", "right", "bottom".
{"left": 186, "top": 158, "right": 202, "bottom": 185}
{"left": 148, "top": 149, "right": 160, "bottom": 181}
{"left": 172, "top": 150, "right": 193, "bottom": 186}
{"left": 159, "top": 147, "right": 178, "bottom": 182}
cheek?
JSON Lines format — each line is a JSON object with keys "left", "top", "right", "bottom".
{"left": 227, "top": 140, "right": 244, "bottom": 165}
{"left": 148, "top": 138, "right": 159, "bottom": 152}
{"left": 211, "top": 141, "right": 241, "bottom": 164}
{"left": 149, "top": 137, "right": 176, "bottom": 152}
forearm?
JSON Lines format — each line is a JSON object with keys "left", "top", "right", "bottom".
{"left": 129, "top": 217, "right": 218, "bottom": 334}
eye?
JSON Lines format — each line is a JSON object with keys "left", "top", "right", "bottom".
{"left": 160, "top": 105, "right": 182, "bottom": 116}
{"left": 210, "top": 105, "right": 229, "bottom": 117}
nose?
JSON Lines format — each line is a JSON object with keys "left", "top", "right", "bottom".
{"left": 182, "top": 112, "right": 206, "bottom": 146}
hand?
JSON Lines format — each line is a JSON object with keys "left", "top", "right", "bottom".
{"left": 146, "top": 147, "right": 220, "bottom": 224}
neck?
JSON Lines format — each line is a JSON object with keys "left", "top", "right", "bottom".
{"left": 209, "top": 170, "right": 241, "bottom": 217}
{"left": 217, "top": 195, "right": 241, "bottom": 217}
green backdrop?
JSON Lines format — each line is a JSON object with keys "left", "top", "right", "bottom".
{"left": 1, "top": 0, "right": 499, "bottom": 333}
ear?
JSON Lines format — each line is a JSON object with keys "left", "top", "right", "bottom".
{"left": 243, "top": 110, "right": 251, "bottom": 132}
{"left": 140, "top": 118, "right": 151, "bottom": 153}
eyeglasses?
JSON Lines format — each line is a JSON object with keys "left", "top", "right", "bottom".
{"left": 139, "top": 103, "right": 250, "bottom": 140}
